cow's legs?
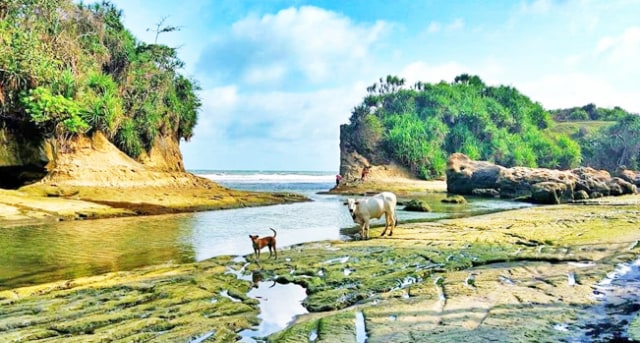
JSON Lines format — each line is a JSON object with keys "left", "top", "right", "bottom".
{"left": 380, "top": 219, "right": 388, "bottom": 236}
{"left": 380, "top": 212, "right": 392, "bottom": 236}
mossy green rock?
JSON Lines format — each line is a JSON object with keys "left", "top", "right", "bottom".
{"left": 404, "top": 199, "right": 431, "bottom": 212}
{"left": 441, "top": 195, "right": 467, "bottom": 204}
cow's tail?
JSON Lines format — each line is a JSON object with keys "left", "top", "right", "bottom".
{"left": 270, "top": 227, "right": 277, "bottom": 237}
{"left": 394, "top": 215, "right": 398, "bottom": 227}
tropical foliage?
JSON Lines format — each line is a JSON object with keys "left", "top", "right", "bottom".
{"left": 0, "top": 0, "right": 200, "bottom": 157}
{"left": 549, "top": 104, "right": 639, "bottom": 171}
{"left": 345, "top": 74, "right": 583, "bottom": 178}
{"left": 551, "top": 103, "right": 630, "bottom": 122}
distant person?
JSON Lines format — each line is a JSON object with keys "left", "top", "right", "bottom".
{"left": 361, "top": 166, "right": 370, "bottom": 182}
{"left": 336, "top": 174, "right": 343, "bottom": 186}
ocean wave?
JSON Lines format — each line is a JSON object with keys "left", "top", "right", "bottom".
{"left": 195, "top": 171, "right": 336, "bottom": 183}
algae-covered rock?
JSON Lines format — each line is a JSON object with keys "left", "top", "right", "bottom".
{"left": 265, "top": 197, "right": 640, "bottom": 342}
{"left": 441, "top": 195, "right": 467, "bottom": 204}
{"left": 404, "top": 199, "right": 431, "bottom": 212}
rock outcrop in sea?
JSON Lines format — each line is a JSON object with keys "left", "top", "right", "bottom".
{"left": 446, "top": 153, "right": 639, "bottom": 204}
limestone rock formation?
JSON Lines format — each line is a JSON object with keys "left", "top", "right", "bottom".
{"left": 446, "top": 153, "right": 638, "bottom": 204}
{"left": 0, "top": 128, "right": 214, "bottom": 190}
{"left": 338, "top": 123, "right": 414, "bottom": 183}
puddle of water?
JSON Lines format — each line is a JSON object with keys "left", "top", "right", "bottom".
{"left": 569, "top": 257, "right": 640, "bottom": 342}
{"left": 567, "top": 271, "right": 576, "bottom": 286}
{"left": 355, "top": 311, "right": 367, "bottom": 343}
{"left": 323, "top": 256, "right": 350, "bottom": 264}
{"left": 188, "top": 331, "right": 215, "bottom": 343}
{"left": 226, "top": 263, "right": 252, "bottom": 281}
{"left": 239, "top": 281, "right": 308, "bottom": 342}
{"left": 309, "top": 329, "right": 318, "bottom": 342}
{"left": 220, "top": 290, "right": 242, "bottom": 303}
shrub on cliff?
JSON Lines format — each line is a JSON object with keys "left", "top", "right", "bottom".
{"left": 0, "top": 0, "right": 200, "bottom": 158}
{"left": 343, "top": 74, "right": 582, "bottom": 179}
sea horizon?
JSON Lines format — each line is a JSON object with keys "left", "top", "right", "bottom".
{"left": 190, "top": 169, "right": 337, "bottom": 184}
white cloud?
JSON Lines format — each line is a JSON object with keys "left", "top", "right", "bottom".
{"left": 209, "top": 6, "right": 388, "bottom": 88}
{"left": 400, "top": 61, "right": 468, "bottom": 85}
{"left": 427, "top": 21, "right": 441, "bottom": 33}
{"left": 183, "top": 85, "right": 365, "bottom": 170}
{"left": 447, "top": 18, "right": 464, "bottom": 31}
{"left": 595, "top": 26, "right": 640, "bottom": 61}
{"left": 519, "top": 72, "right": 639, "bottom": 112}
{"left": 520, "top": 0, "right": 553, "bottom": 14}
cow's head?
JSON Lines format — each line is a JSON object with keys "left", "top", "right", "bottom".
{"left": 345, "top": 198, "right": 359, "bottom": 220}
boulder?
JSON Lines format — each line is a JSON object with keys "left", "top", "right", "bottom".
{"left": 445, "top": 153, "right": 504, "bottom": 194}
{"left": 531, "top": 182, "right": 573, "bottom": 205}
{"left": 574, "top": 190, "right": 589, "bottom": 200}
{"left": 498, "top": 167, "right": 576, "bottom": 200}
{"left": 442, "top": 195, "right": 467, "bottom": 204}
{"left": 607, "top": 177, "right": 637, "bottom": 196}
{"left": 446, "top": 154, "right": 639, "bottom": 205}
{"left": 471, "top": 188, "right": 500, "bottom": 198}
{"left": 615, "top": 168, "right": 640, "bottom": 188}
{"left": 404, "top": 199, "right": 431, "bottom": 212}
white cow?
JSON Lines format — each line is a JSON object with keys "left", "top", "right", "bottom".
{"left": 345, "top": 191, "right": 397, "bottom": 240}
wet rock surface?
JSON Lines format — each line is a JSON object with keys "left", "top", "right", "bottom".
{"left": 1, "top": 194, "right": 639, "bottom": 342}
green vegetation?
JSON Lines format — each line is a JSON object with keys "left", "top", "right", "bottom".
{"left": 550, "top": 103, "right": 630, "bottom": 122}
{"left": 583, "top": 115, "right": 640, "bottom": 171}
{"left": 0, "top": 0, "right": 200, "bottom": 158}
{"left": 549, "top": 105, "right": 640, "bottom": 171}
{"left": 345, "top": 74, "right": 582, "bottom": 179}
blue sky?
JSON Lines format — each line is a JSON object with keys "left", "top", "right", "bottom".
{"left": 108, "top": 0, "right": 640, "bottom": 171}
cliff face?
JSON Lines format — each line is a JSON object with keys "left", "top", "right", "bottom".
{"left": 0, "top": 128, "right": 48, "bottom": 188}
{"left": 339, "top": 123, "right": 415, "bottom": 182}
{"left": 0, "top": 128, "right": 192, "bottom": 189}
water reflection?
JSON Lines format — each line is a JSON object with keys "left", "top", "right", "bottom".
{"left": 239, "top": 281, "right": 308, "bottom": 342}
{"left": 0, "top": 214, "right": 197, "bottom": 290}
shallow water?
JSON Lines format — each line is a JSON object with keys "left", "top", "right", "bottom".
{"left": 567, "top": 257, "right": 640, "bottom": 342}
{"left": 0, "top": 171, "right": 532, "bottom": 290}
{"left": 239, "top": 281, "right": 308, "bottom": 342}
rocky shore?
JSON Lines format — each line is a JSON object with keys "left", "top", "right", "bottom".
{"left": 446, "top": 153, "right": 640, "bottom": 204}
{"left": 0, "top": 132, "right": 308, "bottom": 227}
{"left": 1, "top": 176, "right": 639, "bottom": 342}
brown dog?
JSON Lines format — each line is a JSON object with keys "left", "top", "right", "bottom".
{"left": 249, "top": 228, "right": 277, "bottom": 260}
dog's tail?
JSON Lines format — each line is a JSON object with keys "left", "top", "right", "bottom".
{"left": 270, "top": 227, "right": 277, "bottom": 237}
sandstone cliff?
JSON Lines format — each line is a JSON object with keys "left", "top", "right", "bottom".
{"left": 0, "top": 127, "right": 205, "bottom": 190}
{"left": 338, "top": 123, "right": 417, "bottom": 183}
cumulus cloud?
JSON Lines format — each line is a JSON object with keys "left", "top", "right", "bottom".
{"left": 595, "top": 26, "right": 640, "bottom": 61}
{"left": 447, "top": 18, "right": 465, "bottom": 31}
{"left": 184, "top": 6, "right": 394, "bottom": 169}
{"left": 196, "top": 6, "right": 388, "bottom": 90}
{"left": 519, "top": 72, "right": 639, "bottom": 112}
{"left": 182, "top": 85, "right": 366, "bottom": 170}
{"left": 400, "top": 61, "right": 467, "bottom": 85}
{"left": 427, "top": 21, "right": 441, "bottom": 33}
{"left": 519, "top": 0, "right": 553, "bottom": 14}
